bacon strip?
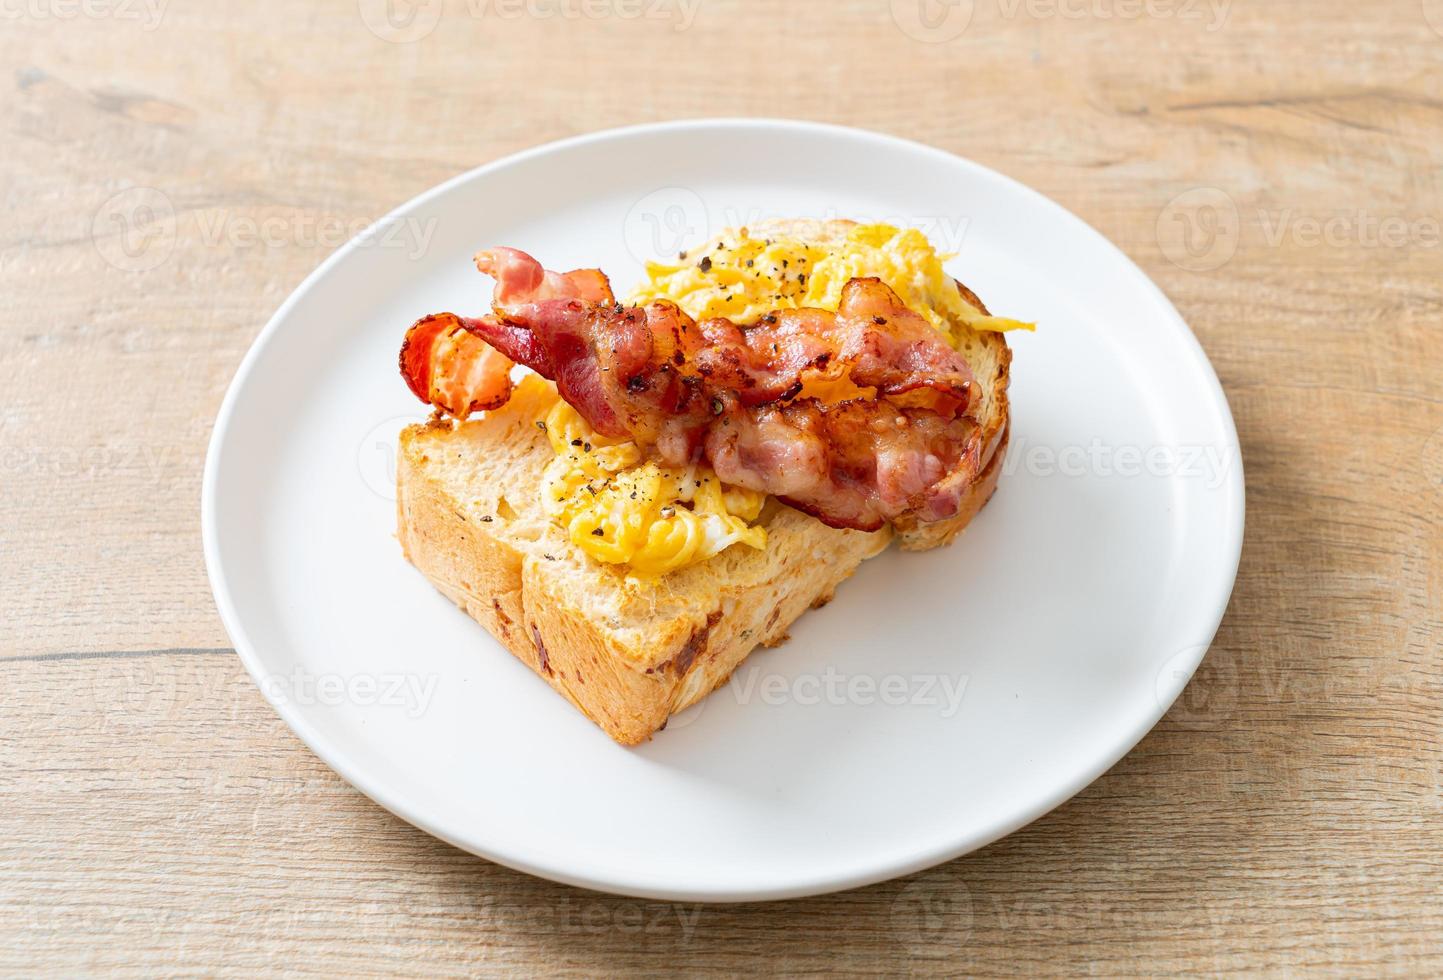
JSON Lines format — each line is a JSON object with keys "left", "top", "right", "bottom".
{"left": 400, "top": 247, "right": 983, "bottom": 530}
{"left": 399, "top": 313, "right": 515, "bottom": 419}
{"left": 690, "top": 285, "right": 975, "bottom": 414}
{"left": 476, "top": 247, "right": 616, "bottom": 305}
{"left": 705, "top": 399, "right": 981, "bottom": 531}
{"left": 399, "top": 255, "right": 615, "bottom": 420}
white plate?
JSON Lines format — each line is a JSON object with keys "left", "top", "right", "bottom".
{"left": 203, "top": 119, "right": 1243, "bottom": 902}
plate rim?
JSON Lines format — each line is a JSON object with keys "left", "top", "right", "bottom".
{"left": 202, "top": 117, "right": 1246, "bottom": 902}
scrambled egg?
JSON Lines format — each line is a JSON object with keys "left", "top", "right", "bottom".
{"left": 540, "top": 398, "right": 767, "bottom": 577}
{"left": 629, "top": 222, "right": 1034, "bottom": 339}
{"left": 540, "top": 222, "right": 1030, "bottom": 576}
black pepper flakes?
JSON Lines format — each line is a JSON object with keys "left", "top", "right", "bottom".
{"left": 698, "top": 256, "right": 713, "bottom": 272}
{"left": 535, "top": 420, "right": 547, "bottom": 432}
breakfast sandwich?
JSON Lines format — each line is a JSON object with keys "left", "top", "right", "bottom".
{"left": 395, "top": 219, "right": 1028, "bottom": 744}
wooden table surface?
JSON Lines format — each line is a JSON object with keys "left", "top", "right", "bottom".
{"left": 3, "top": 0, "right": 1441, "bottom": 974}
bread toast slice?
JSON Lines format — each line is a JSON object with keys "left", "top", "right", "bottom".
{"left": 397, "top": 228, "right": 1011, "bottom": 744}
{"left": 397, "top": 375, "right": 891, "bottom": 744}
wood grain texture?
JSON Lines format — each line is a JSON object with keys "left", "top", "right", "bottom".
{"left": 2, "top": 0, "right": 1441, "bottom": 974}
